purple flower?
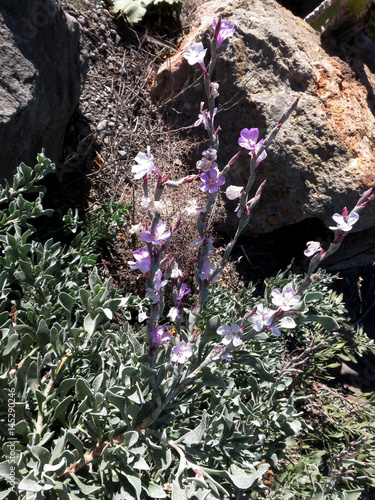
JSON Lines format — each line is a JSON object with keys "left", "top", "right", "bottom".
{"left": 140, "top": 221, "right": 171, "bottom": 246}
{"left": 238, "top": 128, "right": 264, "bottom": 153}
{"left": 132, "top": 149, "right": 159, "bottom": 179}
{"left": 177, "top": 283, "right": 191, "bottom": 301}
{"left": 217, "top": 324, "right": 243, "bottom": 347}
{"left": 329, "top": 210, "right": 359, "bottom": 232}
{"left": 249, "top": 304, "right": 276, "bottom": 332}
{"left": 199, "top": 168, "right": 225, "bottom": 194}
{"left": 151, "top": 326, "right": 172, "bottom": 346}
{"left": 198, "top": 259, "right": 220, "bottom": 283}
{"left": 271, "top": 285, "right": 301, "bottom": 311}
{"left": 171, "top": 341, "right": 193, "bottom": 364}
{"left": 304, "top": 241, "right": 323, "bottom": 257}
{"left": 128, "top": 247, "right": 151, "bottom": 273}
{"left": 212, "top": 19, "right": 235, "bottom": 50}
{"left": 211, "top": 345, "right": 232, "bottom": 362}
{"left": 146, "top": 270, "right": 168, "bottom": 304}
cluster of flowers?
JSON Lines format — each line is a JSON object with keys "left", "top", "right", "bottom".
{"left": 127, "top": 15, "right": 371, "bottom": 366}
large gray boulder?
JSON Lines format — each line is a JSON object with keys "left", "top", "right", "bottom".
{"left": 152, "top": 0, "right": 375, "bottom": 240}
{"left": 0, "top": 0, "right": 86, "bottom": 182}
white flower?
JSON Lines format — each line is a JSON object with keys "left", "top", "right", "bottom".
{"left": 329, "top": 212, "right": 359, "bottom": 232}
{"left": 138, "top": 304, "right": 148, "bottom": 322}
{"left": 132, "top": 148, "right": 157, "bottom": 179}
{"left": 249, "top": 304, "right": 276, "bottom": 332}
{"left": 210, "top": 82, "right": 219, "bottom": 98}
{"left": 184, "top": 199, "right": 206, "bottom": 218}
{"left": 183, "top": 42, "right": 207, "bottom": 66}
{"left": 225, "top": 185, "right": 243, "bottom": 200}
{"left": 140, "top": 196, "right": 163, "bottom": 214}
{"left": 271, "top": 284, "right": 301, "bottom": 311}
{"left": 217, "top": 324, "right": 243, "bottom": 347}
{"left": 304, "top": 241, "right": 323, "bottom": 257}
{"left": 129, "top": 223, "right": 144, "bottom": 238}
{"left": 171, "top": 262, "right": 183, "bottom": 279}
{"left": 167, "top": 306, "right": 181, "bottom": 322}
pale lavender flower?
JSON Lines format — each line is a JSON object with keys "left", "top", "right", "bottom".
{"left": 210, "top": 82, "right": 219, "bottom": 98}
{"left": 304, "top": 241, "right": 323, "bottom": 257}
{"left": 128, "top": 247, "right": 151, "bottom": 273}
{"left": 269, "top": 324, "right": 281, "bottom": 337}
{"left": 198, "top": 259, "right": 220, "bottom": 282}
{"left": 171, "top": 261, "right": 183, "bottom": 279}
{"left": 171, "top": 341, "right": 193, "bottom": 364}
{"left": 196, "top": 157, "right": 218, "bottom": 172}
{"left": 329, "top": 210, "right": 359, "bottom": 232}
{"left": 132, "top": 149, "right": 159, "bottom": 179}
{"left": 211, "top": 345, "right": 232, "bottom": 362}
{"left": 217, "top": 323, "right": 243, "bottom": 347}
{"left": 271, "top": 284, "right": 301, "bottom": 311}
{"left": 195, "top": 103, "right": 217, "bottom": 130}
{"left": 146, "top": 270, "right": 168, "bottom": 304}
{"left": 184, "top": 42, "right": 207, "bottom": 70}
{"left": 254, "top": 148, "right": 267, "bottom": 167}
{"left": 151, "top": 326, "right": 172, "bottom": 346}
{"left": 238, "top": 128, "right": 264, "bottom": 153}
{"left": 202, "top": 147, "right": 217, "bottom": 162}
{"left": 199, "top": 168, "right": 225, "bottom": 194}
{"left": 212, "top": 19, "right": 235, "bottom": 50}
{"left": 177, "top": 283, "right": 191, "bottom": 301}
{"left": 249, "top": 304, "right": 275, "bottom": 332}
{"left": 140, "top": 221, "right": 171, "bottom": 246}
{"left": 225, "top": 185, "right": 243, "bottom": 200}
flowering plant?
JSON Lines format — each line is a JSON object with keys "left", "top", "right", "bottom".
{"left": 1, "top": 15, "right": 374, "bottom": 500}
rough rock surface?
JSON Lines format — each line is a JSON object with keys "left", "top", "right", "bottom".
{"left": 0, "top": 0, "right": 86, "bottom": 182}
{"left": 152, "top": 0, "right": 375, "bottom": 239}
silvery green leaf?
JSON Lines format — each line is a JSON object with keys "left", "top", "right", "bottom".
{"left": 228, "top": 463, "right": 269, "bottom": 489}
{"left": 18, "top": 471, "right": 44, "bottom": 492}
{"left": 3, "top": 333, "right": 19, "bottom": 356}
{"left": 30, "top": 445, "right": 51, "bottom": 467}
{"left": 36, "top": 319, "right": 50, "bottom": 348}
{"left": 43, "top": 457, "right": 66, "bottom": 476}
{"left": 147, "top": 482, "right": 167, "bottom": 498}
{"left": 279, "top": 316, "right": 296, "bottom": 329}
{"left": 58, "top": 292, "right": 75, "bottom": 314}
{"left": 180, "top": 411, "right": 207, "bottom": 445}
{"left": 300, "top": 314, "right": 340, "bottom": 331}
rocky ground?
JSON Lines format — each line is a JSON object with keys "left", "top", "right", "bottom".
{"left": 57, "top": 0, "right": 375, "bottom": 392}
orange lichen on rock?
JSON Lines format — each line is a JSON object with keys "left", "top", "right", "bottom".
{"left": 315, "top": 57, "right": 375, "bottom": 189}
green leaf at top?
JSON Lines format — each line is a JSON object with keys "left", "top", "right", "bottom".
{"left": 113, "top": 0, "right": 148, "bottom": 25}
